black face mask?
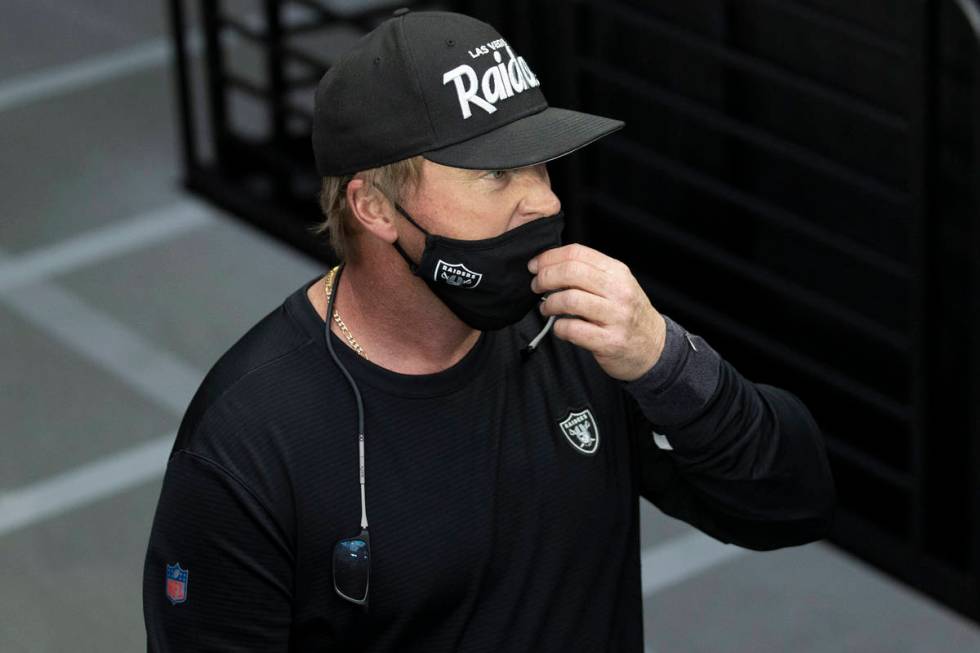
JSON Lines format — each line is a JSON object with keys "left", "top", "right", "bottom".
{"left": 391, "top": 203, "right": 565, "bottom": 331}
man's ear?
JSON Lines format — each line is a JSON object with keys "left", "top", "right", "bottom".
{"left": 346, "top": 178, "right": 397, "bottom": 243}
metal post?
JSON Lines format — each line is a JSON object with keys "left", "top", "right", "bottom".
{"left": 166, "top": 0, "right": 198, "bottom": 176}
{"left": 906, "top": 0, "right": 938, "bottom": 554}
{"left": 264, "top": 0, "right": 287, "bottom": 147}
{"left": 553, "top": 0, "right": 586, "bottom": 245}
{"left": 973, "top": 34, "right": 980, "bottom": 608}
{"left": 264, "top": 0, "right": 288, "bottom": 199}
{"left": 951, "top": 0, "right": 980, "bottom": 602}
{"left": 201, "top": 0, "right": 230, "bottom": 168}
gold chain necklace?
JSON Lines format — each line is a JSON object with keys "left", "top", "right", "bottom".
{"left": 324, "top": 266, "right": 367, "bottom": 359}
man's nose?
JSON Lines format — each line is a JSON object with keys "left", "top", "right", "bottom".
{"left": 515, "top": 164, "right": 562, "bottom": 222}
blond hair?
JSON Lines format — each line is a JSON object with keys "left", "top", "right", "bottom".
{"left": 309, "top": 156, "right": 425, "bottom": 262}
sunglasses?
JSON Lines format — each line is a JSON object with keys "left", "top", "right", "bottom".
{"left": 325, "top": 264, "right": 372, "bottom": 607}
{"left": 334, "top": 526, "right": 370, "bottom": 605}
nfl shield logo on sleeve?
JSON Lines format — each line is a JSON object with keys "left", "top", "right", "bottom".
{"left": 166, "top": 563, "right": 188, "bottom": 605}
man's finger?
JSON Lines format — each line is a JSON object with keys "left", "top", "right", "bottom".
{"left": 551, "top": 316, "right": 609, "bottom": 353}
{"left": 540, "top": 288, "right": 615, "bottom": 326}
{"left": 529, "top": 243, "right": 618, "bottom": 275}
{"left": 532, "top": 259, "right": 610, "bottom": 296}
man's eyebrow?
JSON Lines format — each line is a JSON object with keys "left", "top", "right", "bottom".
{"left": 473, "top": 167, "right": 515, "bottom": 175}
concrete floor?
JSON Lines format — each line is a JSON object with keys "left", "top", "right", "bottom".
{"left": 1, "top": 2, "right": 979, "bottom": 651}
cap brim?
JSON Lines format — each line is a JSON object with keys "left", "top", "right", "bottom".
{"left": 422, "top": 107, "right": 624, "bottom": 171}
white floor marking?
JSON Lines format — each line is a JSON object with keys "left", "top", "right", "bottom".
{"left": 0, "top": 278, "right": 202, "bottom": 415}
{"left": 0, "top": 38, "right": 173, "bottom": 113}
{"left": 0, "top": 433, "right": 174, "bottom": 537}
{"left": 0, "top": 5, "right": 322, "bottom": 115}
{"left": 0, "top": 200, "right": 215, "bottom": 292}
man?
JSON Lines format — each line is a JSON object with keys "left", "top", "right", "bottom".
{"left": 143, "top": 8, "right": 835, "bottom": 651}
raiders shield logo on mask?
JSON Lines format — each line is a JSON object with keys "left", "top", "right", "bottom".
{"left": 558, "top": 408, "right": 600, "bottom": 455}
{"left": 434, "top": 260, "right": 483, "bottom": 289}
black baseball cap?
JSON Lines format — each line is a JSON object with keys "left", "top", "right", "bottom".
{"left": 312, "top": 8, "right": 624, "bottom": 177}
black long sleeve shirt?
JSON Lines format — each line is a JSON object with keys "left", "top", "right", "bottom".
{"left": 142, "top": 274, "right": 836, "bottom": 651}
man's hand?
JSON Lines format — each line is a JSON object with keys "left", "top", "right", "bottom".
{"left": 529, "top": 244, "right": 667, "bottom": 382}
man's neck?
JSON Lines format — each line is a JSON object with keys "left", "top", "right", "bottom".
{"left": 307, "top": 244, "right": 482, "bottom": 375}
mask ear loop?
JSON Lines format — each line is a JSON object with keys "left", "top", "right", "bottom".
{"left": 391, "top": 201, "right": 428, "bottom": 274}
{"left": 354, "top": 181, "right": 424, "bottom": 274}
{"left": 393, "top": 202, "right": 428, "bottom": 233}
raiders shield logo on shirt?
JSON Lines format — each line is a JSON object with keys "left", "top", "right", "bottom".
{"left": 434, "top": 260, "right": 483, "bottom": 288}
{"left": 558, "top": 408, "right": 600, "bottom": 455}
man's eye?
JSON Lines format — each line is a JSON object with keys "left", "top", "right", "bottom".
{"left": 487, "top": 170, "right": 508, "bottom": 180}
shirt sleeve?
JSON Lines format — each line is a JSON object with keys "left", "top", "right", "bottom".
{"left": 621, "top": 314, "right": 837, "bottom": 550}
{"left": 143, "top": 448, "right": 295, "bottom": 651}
